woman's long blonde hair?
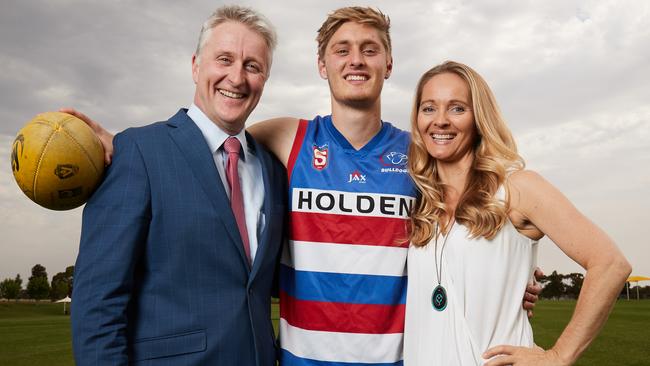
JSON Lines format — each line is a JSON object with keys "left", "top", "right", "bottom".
{"left": 408, "top": 61, "right": 524, "bottom": 246}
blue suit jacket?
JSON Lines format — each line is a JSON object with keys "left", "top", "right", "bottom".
{"left": 72, "top": 109, "right": 286, "bottom": 365}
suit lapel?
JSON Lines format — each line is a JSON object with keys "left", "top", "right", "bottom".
{"left": 167, "top": 110, "right": 251, "bottom": 269}
{"left": 249, "top": 133, "right": 274, "bottom": 280}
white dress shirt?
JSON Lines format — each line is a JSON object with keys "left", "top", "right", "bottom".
{"left": 187, "top": 104, "right": 265, "bottom": 263}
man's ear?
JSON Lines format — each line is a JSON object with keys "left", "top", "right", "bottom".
{"left": 385, "top": 56, "right": 393, "bottom": 80}
{"left": 191, "top": 54, "right": 199, "bottom": 84}
{"left": 318, "top": 58, "right": 328, "bottom": 80}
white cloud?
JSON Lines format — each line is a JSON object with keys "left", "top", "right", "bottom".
{"left": 519, "top": 106, "right": 650, "bottom": 164}
{"left": 1, "top": 0, "right": 649, "bottom": 281}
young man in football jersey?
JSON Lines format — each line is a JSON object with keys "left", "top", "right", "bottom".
{"left": 248, "top": 7, "right": 414, "bottom": 365}
{"left": 65, "top": 6, "right": 541, "bottom": 366}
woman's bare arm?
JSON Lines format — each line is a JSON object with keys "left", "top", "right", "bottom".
{"left": 484, "top": 170, "right": 631, "bottom": 366}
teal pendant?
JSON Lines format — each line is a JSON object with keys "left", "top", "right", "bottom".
{"left": 432, "top": 284, "right": 447, "bottom": 311}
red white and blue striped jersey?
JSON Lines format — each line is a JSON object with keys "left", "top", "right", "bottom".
{"left": 279, "top": 115, "right": 416, "bottom": 366}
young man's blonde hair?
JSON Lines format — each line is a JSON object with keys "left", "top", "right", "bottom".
{"left": 316, "top": 6, "right": 391, "bottom": 60}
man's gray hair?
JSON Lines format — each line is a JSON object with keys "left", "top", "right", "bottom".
{"left": 195, "top": 5, "right": 277, "bottom": 65}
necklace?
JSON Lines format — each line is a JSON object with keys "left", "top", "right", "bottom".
{"left": 432, "top": 219, "right": 454, "bottom": 312}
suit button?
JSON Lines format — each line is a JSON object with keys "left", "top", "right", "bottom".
{"left": 248, "top": 288, "right": 253, "bottom": 295}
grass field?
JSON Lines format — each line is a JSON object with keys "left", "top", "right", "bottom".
{"left": 530, "top": 300, "right": 650, "bottom": 365}
{"left": 1, "top": 300, "right": 648, "bottom": 365}
{"left": 0, "top": 301, "right": 72, "bottom": 365}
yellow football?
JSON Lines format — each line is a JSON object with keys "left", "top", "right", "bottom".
{"left": 11, "top": 112, "right": 105, "bottom": 210}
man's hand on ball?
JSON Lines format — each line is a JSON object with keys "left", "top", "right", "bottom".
{"left": 59, "top": 108, "right": 115, "bottom": 165}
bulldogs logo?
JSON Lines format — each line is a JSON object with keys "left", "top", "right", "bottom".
{"left": 380, "top": 151, "right": 408, "bottom": 166}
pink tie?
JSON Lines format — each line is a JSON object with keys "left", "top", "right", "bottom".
{"left": 224, "top": 137, "right": 251, "bottom": 265}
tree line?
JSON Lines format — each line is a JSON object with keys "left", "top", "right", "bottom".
{"left": 539, "top": 271, "right": 586, "bottom": 299}
{"left": 539, "top": 270, "right": 648, "bottom": 300}
{"left": 1, "top": 266, "right": 645, "bottom": 301}
{"left": 0, "top": 264, "right": 74, "bottom": 301}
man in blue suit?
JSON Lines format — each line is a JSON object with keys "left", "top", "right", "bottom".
{"left": 71, "top": 6, "right": 285, "bottom": 365}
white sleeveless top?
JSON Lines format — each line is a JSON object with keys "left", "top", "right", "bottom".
{"left": 404, "top": 191, "right": 538, "bottom": 365}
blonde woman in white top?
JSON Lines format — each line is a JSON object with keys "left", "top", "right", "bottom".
{"left": 403, "top": 61, "right": 631, "bottom": 365}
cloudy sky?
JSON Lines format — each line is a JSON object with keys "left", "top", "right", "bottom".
{"left": 1, "top": 0, "right": 649, "bottom": 285}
